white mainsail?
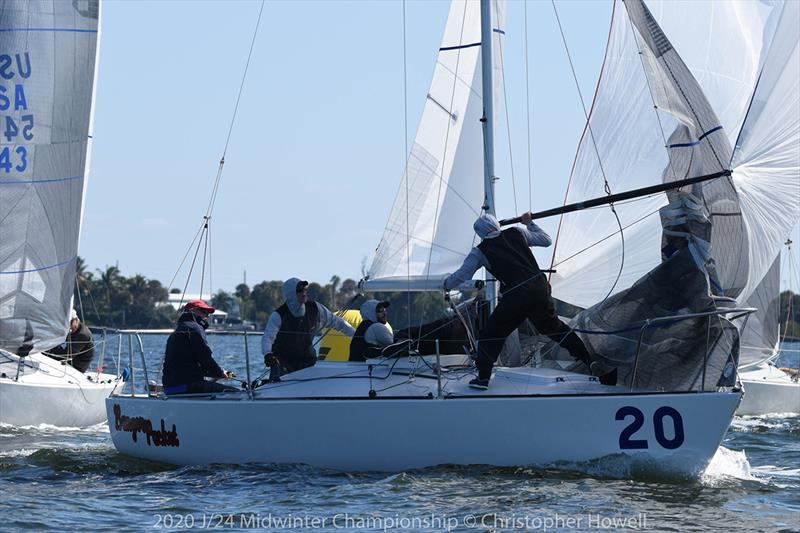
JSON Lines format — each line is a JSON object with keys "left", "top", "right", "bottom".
{"left": 0, "top": 1, "right": 99, "bottom": 354}
{"left": 364, "top": 0, "right": 505, "bottom": 291}
{"left": 549, "top": 0, "right": 799, "bottom": 310}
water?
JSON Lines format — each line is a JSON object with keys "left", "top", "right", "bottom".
{"left": 1, "top": 337, "right": 798, "bottom": 531}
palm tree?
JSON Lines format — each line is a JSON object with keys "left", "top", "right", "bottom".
{"left": 329, "top": 275, "right": 341, "bottom": 311}
{"left": 235, "top": 283, "right": 250, "bottom": 321}
{"left": 98, "top": 265, "right": 121, "bottom": 311}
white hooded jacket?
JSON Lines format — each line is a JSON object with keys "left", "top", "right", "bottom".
{"left": 261, "top": 278, "right": 356, "bottom": 355}
{"left": 359, "top": 300, "right": 394, "bottom": 348}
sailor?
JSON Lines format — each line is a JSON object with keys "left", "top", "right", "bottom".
{"left": 44, "top": 309, "right": 95, "bottom": 373}
{"left": 444, "top": 212, "right": 611, "bottom": 390}
{"left": 161, "top": 299, "right": 238, "bottom": 395}
{"left": 349, "top": 300, "right": 394, "bottom": 361}
{"left": 262, "top": 278, "right": 356, "bottom": 380}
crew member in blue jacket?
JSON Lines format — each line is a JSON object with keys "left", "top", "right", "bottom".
{"left": 162, "top": 299, "right": 237, "bottom": 395}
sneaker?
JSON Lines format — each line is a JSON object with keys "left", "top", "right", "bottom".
{"left": 468, "top": 377, "right": 490, "bottom": 390}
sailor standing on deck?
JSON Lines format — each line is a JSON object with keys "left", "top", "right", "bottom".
{"left": 262, "top": 278, "right": 356, "bottom": 381}
{"left": 444, "top": 212, "right": 610, "bottom": 390}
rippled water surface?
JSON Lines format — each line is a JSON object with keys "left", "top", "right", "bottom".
{"left": 1, "top": 337, "right": 798, "bottom": 531}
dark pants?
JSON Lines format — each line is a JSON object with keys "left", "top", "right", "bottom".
{"left": 476, "top": 280, "right": 591, "bottom": 379}
{"left": 271, "top": 348, "right": 317, "bottom": 380}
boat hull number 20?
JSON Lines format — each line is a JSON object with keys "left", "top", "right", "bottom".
{"left": 615, "top": 406, "right": 684, "bottom": 450}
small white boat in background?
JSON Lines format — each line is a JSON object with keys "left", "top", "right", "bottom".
{"left": 0, "top": 0, "right": 123, "bottom": 426}
{"left": 1, "top": 352, "right": 120, "bottom": 427}
{"left": 736, "top": 249, "right": 800, "bottom": 416}
{"left": 738, "top": 362, "right": 799, "bottom": 417}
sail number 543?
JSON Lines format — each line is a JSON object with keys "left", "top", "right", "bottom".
{"left": 615, "top": 406, "right": 684, "bottom": 450}
{"left": 0, "top": 145, "right": 26, "bottom": 172}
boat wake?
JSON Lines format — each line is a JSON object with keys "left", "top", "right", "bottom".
{"left": 0, "top": 422, "right": 109, "bottom": 434}
{"left": 701, "top": 447, "right": 757, "bottom": 485}
{"left": 731, "top": 414, "right": 800, "bottom": 433}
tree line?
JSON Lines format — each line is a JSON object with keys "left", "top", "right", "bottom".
{"left": 74, "top": 257, "right": 800, "bottom": 337}
{"left": 74, "top": 259, "right": 448, "bottom": 330}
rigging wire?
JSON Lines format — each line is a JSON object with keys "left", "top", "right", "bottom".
{"left": 523, "top": 0, "right": 533, "bottom": 212}
{"left": 417, "top": 2, "right": 470, "bottom": 337}
{"left": 175, "top": 0, "right": 266, "bottom": 310}
{"left": 623, "top": 5, "right": 680, "bottom": 187}
{"left": 781, "top": 238, "right": 796, "bottom": 345}
{"left": 551, "top": 0, "right": 625, "bottom": 304}
{"left": 402, "top": 0, "right": 411, "bottom": 340}
{"left": 494, "top": 0, "right": 519, "bottom": 215}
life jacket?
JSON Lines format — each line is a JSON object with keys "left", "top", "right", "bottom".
{"left": 349, "top": 319, "right": 378, "bottom": 361}
{"left": 477, "top": 227, "right": 543, "bottom": 294}
{"left": 272, "top": 301, "right": 319, "bottom": 370}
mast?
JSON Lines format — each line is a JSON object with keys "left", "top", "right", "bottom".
{"left": 480, "top": 0, "right": 497, "bottom": 309}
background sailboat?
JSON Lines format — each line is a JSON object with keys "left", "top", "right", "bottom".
{"left": 0, "top": 0, "right": 121, "bottom": 427}
{"left": 736, "top": 251, "right": 800, "bottom": 415}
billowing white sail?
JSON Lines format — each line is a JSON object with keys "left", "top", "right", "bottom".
{"left": 364, "top": 0, "right": 505, "bottom": 291}
{"left": 649, "top": 0, "right": 800, "bottom": 305}
{"left": 0, "top": 1, "right": 99, "bottom": 354}
{"left": 550, "top": 0, "right": 799, "bottom": 311}
{"left": 549, "top": 0, "right": 745, "bottom": 308}
{"left": 739, "top": 255, "right": 780, "bottom": 368}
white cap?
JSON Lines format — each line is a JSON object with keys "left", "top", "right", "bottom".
{"left": 70, "top": 309, "right": 78, "bottom": 321}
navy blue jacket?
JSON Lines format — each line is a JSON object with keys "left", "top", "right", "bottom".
{"left": 162, "top": 313, "right": 225, "bottom": 388}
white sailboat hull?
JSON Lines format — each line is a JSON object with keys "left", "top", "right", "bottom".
{"left": 106, "top": 364, "right": 740, "bottom": 476}
{"left": 0, "top": 353, "right": 122, "bottom": 427}
{"left": 737, "top": 363, "right": 800, "bottom": 416}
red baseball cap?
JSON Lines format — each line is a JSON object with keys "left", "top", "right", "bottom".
{"left": 184, "top": 299, "right": 215, "bottom": 314}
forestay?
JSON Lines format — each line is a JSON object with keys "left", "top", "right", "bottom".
{"left": 364, "top": 0, "right": 505, "bottom": 291}
{"left": 0, "top": 1, "right": 99, "bottom": 354}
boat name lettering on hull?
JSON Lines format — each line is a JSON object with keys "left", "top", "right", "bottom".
{"left": 113, "top": 404, "right": 180, "bottom": 447}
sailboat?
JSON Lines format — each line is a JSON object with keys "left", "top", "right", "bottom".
{"left": 634, "top": 1, "right": 800, "bottom": 417}
{"left": 0, "top": 0, "right": 122, "bottom": 427}
{"left": 736, "top": 250, "right": 800, "bottom": 416}
{"left": 106, "top": 0, "right": 798, "bottom": 475}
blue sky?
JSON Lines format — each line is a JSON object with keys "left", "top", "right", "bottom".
{"left": 83, "top": 0, "right": 799, "bottom": 293}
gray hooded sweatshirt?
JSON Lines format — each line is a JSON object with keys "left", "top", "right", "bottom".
{"left": 359, "top": 300, "right": 394, "bottom": 348}
{"left": 261, "top": 277, "right": 356, "bottom": 355}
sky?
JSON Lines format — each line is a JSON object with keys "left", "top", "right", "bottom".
{"left": 82, "top": 0, "right": 800, "bottom": 294}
